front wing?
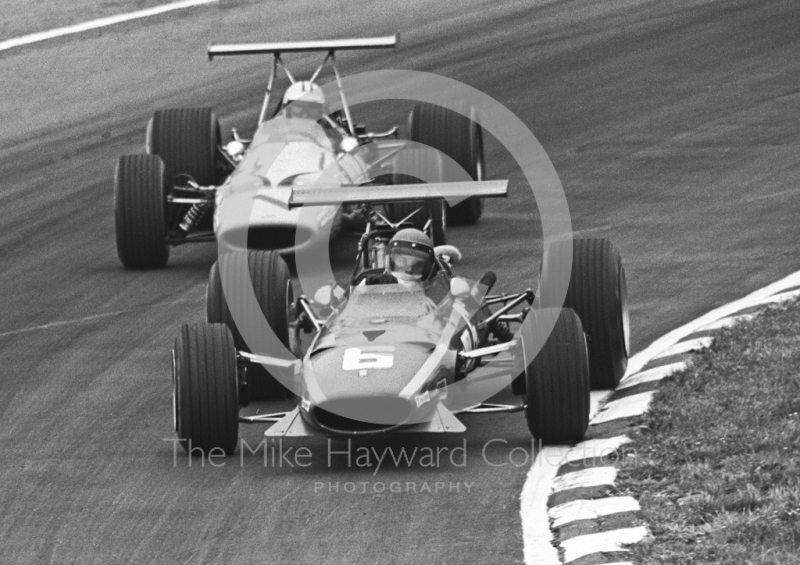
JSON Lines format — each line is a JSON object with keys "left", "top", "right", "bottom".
{"left": 264, "top": 403, "right": 466, "bottom": 437}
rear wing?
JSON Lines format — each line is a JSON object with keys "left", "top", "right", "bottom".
{"left": 288, "top": 180, "right": 508, "bottom": 208}
{"left": 207, "top": 35, "right": 399, "bottom": 130}
{"left": 207, "top": 35, "right": 398, "bottom": 58}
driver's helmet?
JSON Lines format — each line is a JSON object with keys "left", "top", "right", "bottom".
{"left": 386, "top": 228, "right": 435, "bottom": 282}
{"left": 282, "top": 81, "right": 325, "bottom": 119}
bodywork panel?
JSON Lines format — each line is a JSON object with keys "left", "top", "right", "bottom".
{"left": 214, "top": 117, "right": 370, "bottom": 252}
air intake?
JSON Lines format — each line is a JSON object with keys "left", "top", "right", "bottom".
{"left": 310, "top": 396, "right": 413, "bottom": 434}
{"left": 220, "top": 224, "right": 315, "bottom": 252}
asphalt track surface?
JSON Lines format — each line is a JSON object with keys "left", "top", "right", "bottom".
{"left": 1, "top": 0, "right": 799, "bottom": 563}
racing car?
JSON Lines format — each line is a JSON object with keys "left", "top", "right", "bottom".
{"left": 171, "top": 184, "right": 629, "bottom": 454}
{"left": 114, "top": 35, "right": 488, "bottom": 269}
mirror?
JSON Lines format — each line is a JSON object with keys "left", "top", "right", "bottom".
{"left": 312, "top": 284, "right": 346, "bottom": 308}
{"left": 225, "top": 140, "right": 245, "bottom": 158}
{"left": 434, "top": 244, "right": 462, "bottom": 266}
{"left": 339, "top": 137, "right": 359, "bottom": 153}
{"left": 313, "top": 285, "right": 333, "bottom": 307}
{"left": 449, "top": 277, "right": 471, "bottom": 299}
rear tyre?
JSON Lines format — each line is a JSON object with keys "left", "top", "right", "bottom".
{"left": 114, "top": 154, "right": 169, "bottom": 269}
{"left": 207, "top": 250, "right": 292, "bottom": 400}
{"left": 538, "top": 238, "right": 629, "bottom": 389}
{"left": 522, "top": 308, "right": 590, "bottom": 443}
{"left": 387, "top": 148, "right": 446, "bottom": 246}
{"left": 407, "top": 102, "right": 485, "bottom": 225}
{"left": 173, "top": 323, "right": 239, "bottom": 455}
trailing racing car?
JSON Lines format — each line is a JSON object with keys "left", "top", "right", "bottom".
{"left": 114, "top": 35, "right": 488, "bottom": 269}
{"left": 171, "top": 184, "right": 630, "bottom": 454}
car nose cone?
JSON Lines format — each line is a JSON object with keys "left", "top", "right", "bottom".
{"left": 309, "top": 395, "right": 415, "bottom": 433}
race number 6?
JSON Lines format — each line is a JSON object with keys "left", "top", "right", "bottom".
{"left": 342, "top": 346, "right": 395, "bottom": 370}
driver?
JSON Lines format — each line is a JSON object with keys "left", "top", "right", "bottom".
{"left": 279, "top": 81, "right": 344, "bottom": 148}
{"left": 366, "top": 228, "right": 436, "bottom": 285}
{"left": 364, "top": 229, "right": 515, "bottom": 344}
{"left": 281, "top": 81, "right": 326, "bottom": 121}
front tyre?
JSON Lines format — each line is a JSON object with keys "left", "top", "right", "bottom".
{"left": 146, "top": 107, "right": 222, "bottom": 187}
{"left": 206, "top": 250, "right": 293, "bottom": 400}
{"left": 173, "top": 323, "right": 239, "bottom": 455}
{"left": 522, "top": 308, "right": 590, "bottom": 444}
{"left": 146, "top": 107, "right": 223, "bottom": 232}
{"left": 538, "top": 238, "right": 629, "bottom": 389}
{"left": 114, "top": 154, "right": 169, "bottom": 269}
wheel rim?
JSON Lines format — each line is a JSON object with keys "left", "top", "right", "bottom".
{"left": 210, "top": 115, "right": 221, "bottom": 184}
{"left": 286, "top": 279, "right": 300, "bottom": 358}
{"left": 619, "top": 265, "right": 630, "bottom": 357}
{"left": 171, "top": 349, "right": 179, "bottom": 434}
{"left": 474, "top": 125, "right": 484, "bottom": 181}
{"left": 458, "top": 322, "right": 479, "bottom": 373}
{"left": 472, "top": 124, "right": 485, "bottom": 216}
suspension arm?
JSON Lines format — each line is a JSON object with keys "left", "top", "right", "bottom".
{"left": 477, "top": 289, "right": 534, "bottom": 331}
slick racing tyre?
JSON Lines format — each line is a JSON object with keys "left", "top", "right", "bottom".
{"left": 407, "top": 102, "right": 485, "bottom": 225}
{"left": 146, "top": 107, "right": 222, "bottom": 186}
{"left": 146, "top": 107, "right": 223, "bottom": 230}
{"left": 537, "top": 238, "right": 629, "bottom": 390}
{"left": 207, "top": 250, "right": 293, "bottom": 401}
{"left": 386, "top": 148, "right": 446, "bottom": 246}
{"left": 114, "top": 154, "right": 169, "bottom": 269}
{"left": 173, "top": 323, "right": 239, "bottom": 456}
{"left": 522, "top": 308, "right": 590, "bottom": 444}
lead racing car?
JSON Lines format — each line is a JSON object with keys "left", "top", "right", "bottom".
{"left": 114, "top": 35, "right": 488, "bottom": 269}
{"left": 171, "top": 181, "right": 630, "bottom": 455}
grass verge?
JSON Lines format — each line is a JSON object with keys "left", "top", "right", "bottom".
{"left": 615, "top": 301, "right": 800, "bottom": 564}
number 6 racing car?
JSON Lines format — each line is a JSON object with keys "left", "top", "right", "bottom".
{"left": 170, "top": 183, "right": 630, "bottom": 455}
